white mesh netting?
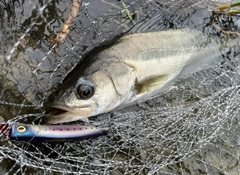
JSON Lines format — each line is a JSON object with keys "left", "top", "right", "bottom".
{"left": 0, "top": 0, "right": 239, "bottom": 174}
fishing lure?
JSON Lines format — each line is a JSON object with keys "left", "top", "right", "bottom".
{"left": 0, "top": 123, "right": 108, "bottom": 142}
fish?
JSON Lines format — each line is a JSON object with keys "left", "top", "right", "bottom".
{"left": 0, "top": 123, "right": 108, "bottom": 142}
{"left": 47, "top": 29, "right": 235, "bottom": 124}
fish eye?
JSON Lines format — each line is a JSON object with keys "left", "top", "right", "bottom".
{"left": 76, "top": 84, "right": 94, "bottom": 99}
{"left": 17, "top": 126, "right": 27, "bottom": 134}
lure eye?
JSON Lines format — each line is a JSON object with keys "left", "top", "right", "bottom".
{"left": 76, "top": 84, "right": 94, "bottom": 99}
{"left": 17, "top": 126, "right": 27, "bottom": 134}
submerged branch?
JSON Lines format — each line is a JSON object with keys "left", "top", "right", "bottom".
{"left": 53, "top": 0, "right": 81, "bottom": 44}
{"left": 216, "top": 2, "right": 240, "bottom": 15}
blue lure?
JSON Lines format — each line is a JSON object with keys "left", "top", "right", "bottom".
{"left": 0, "top": 123, "right": 108, "bottom": 142}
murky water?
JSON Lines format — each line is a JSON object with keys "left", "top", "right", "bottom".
{"left": 0, "top": 0, "right": 239, "bottom": 174}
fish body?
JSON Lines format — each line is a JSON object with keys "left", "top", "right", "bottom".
{"left": 48, "top": 29, "right": 230, "bottom": 124}
{"left": 0, "top": 123, "right": 107, "bottom": 142}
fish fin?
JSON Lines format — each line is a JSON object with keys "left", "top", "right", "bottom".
{"left": 135, "top": 74, "right": 169, "bottom": 95}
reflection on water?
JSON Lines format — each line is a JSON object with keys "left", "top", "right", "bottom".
{"left": 0, "top": 0, "right": 239, "bottom": 174}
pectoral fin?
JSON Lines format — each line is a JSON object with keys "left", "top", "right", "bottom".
{"left": 135, "top": 74, "right": 169, "bottom": 95}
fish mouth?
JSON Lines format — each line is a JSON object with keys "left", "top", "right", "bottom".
{"left": 48, "top": 104, "right": 94, "bottom": 124}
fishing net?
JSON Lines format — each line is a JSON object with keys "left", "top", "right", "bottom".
{"left": 0, "top": 0, "right": 239, "bottom": 174}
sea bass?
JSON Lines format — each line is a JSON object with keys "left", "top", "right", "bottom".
{"left": 47, "top": 29, "right": 231, "bottom": 124}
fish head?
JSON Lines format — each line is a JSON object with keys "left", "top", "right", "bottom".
{"left": 47, "top": 61, "right": 135, "bottom": 124}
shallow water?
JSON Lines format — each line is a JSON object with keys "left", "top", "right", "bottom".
{"left": 0, "top": 0, "right": 239, "bottom": 174}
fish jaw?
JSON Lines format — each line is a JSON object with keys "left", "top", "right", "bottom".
{"left": 48, "top": 104, "right": 95, "bottom": 124}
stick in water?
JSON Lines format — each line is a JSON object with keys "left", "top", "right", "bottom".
{"left": 53, "top": 0, "right": 82, "bottom": 43}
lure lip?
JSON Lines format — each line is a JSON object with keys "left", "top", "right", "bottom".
{"left": 0, "top": 124, "right": 12, "bottom": 139}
